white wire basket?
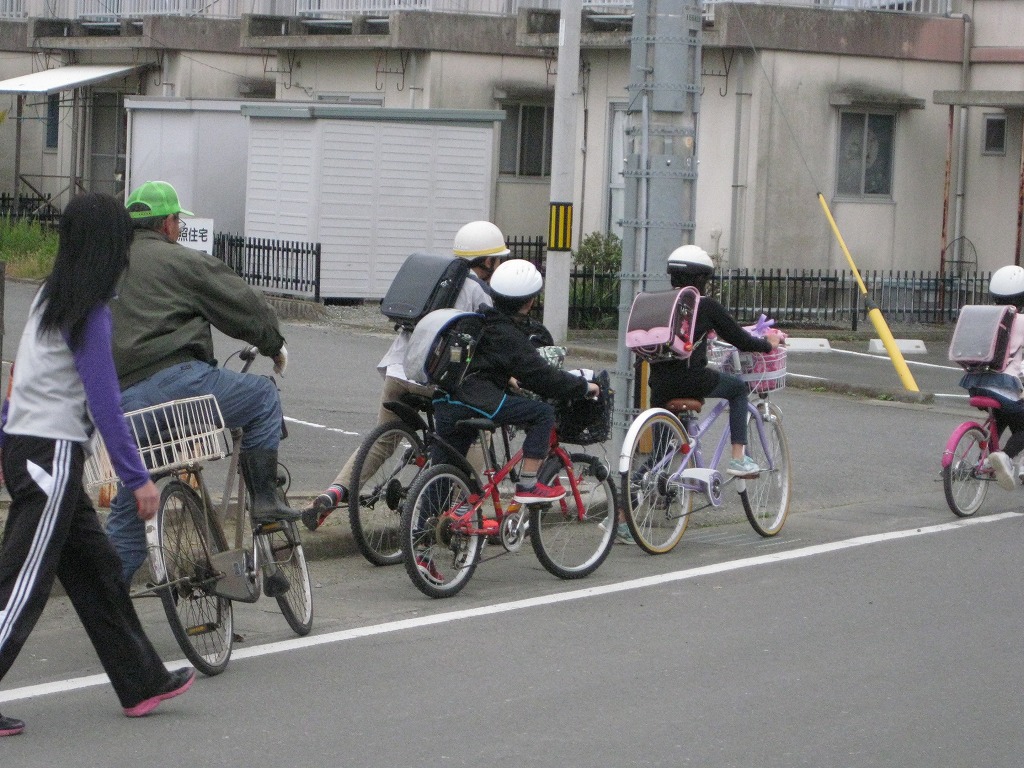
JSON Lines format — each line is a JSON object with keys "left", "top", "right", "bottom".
{"left": 84, "top": 395, "right": 229, "bottom": 490}
{"left": 708, "top": 341, "right": 787, "bottom": 393}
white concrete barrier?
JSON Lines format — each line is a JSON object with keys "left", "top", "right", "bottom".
{"left": 784, "top": 338, "right": 832, "bottom": 352}
{"left": 868, "top": 339, "right": 927, "bottom": 355}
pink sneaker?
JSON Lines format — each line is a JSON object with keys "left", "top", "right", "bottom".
{"left": 123, "top": 668, "right": 195, "bottom": 718}
{"left": 513, "top": 481, "right": 566, "bottom": 504}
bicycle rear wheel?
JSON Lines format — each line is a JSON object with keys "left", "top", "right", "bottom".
{"left": 622, "top": 411, "right": 692, "bottom": 554}
{"left": 349, "top": 421, "right": 426, "bottom": 566}
{"left": 263, "top": 521, "right": 313, "bottom": 635}
{"left": 400, "top": 464, "right": 482, "bottom": 598}
{"left": 530, "top": 452, "right": 616, "bottom": 579}
{"left": 942, "top": 425, "right": 989, "bottom": 517}
{"left": 155, "top": 479, "right": 233, "bottom": 676}
{"left": 740, "top": 402, "right": 791, "bottom": 536}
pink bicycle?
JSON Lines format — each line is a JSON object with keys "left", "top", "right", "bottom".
{"left": 941, "top": 395, "right": 1004, "bottom": 517}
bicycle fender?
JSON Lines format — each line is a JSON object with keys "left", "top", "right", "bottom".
{"left": 382, "top": 399, "right": 429, "bottom": 433}
{"left": 618, "top": 408, "right": 681, "bottom": 475}
{"left": 942, "top": 421, "right": 986, "bottom": 469}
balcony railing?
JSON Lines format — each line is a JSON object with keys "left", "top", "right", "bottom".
{"left": 5, "top": 0, "right": 955, "bottom": 23}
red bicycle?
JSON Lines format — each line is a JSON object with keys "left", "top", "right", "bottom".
{"left": 399, "top": 405, "right": 617, "bottom": 599}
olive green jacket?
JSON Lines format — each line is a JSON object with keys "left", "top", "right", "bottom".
{"left": 111, "top": 230, "right": 285, "bottom": 388}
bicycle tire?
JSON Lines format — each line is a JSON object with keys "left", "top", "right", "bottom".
{"left": 155, "top": 479, "right": 233, "bottom": 676}
{"left": 740, "top": 402, "right": 792, "bottom": 536}
{"left": 530, "top": 452, "right": 617, "bottom": 579}
{"left": 942, "top": 424, "right": 990, "bottom": 517}
{"left": 400, "top": 464, "right": 482, "bottom": 598}
{"left": 621, "top": 410, "right": 692, "bottom": 554}
{"left": 348, "top": 421, "right": 427, "bottom": 566}
{"left": 264, "top": 521, "right": 314, "bottom": 635}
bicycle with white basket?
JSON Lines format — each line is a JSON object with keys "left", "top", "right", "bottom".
{"left": 85, "top": 348, "right": 312, "bottom": 675}
{"left": 618, "top": 340, "right": 792, "bottom": 554}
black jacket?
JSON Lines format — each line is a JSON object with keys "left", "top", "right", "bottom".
{"left": 648, "top": 296, "right": 772, "bottom": 406}
{"left": 451, "top": 308, "right": 588, "bottom": 416}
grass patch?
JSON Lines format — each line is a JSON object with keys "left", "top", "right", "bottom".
{"left": 0, "top": 218, "right": 57, "bottom": 280}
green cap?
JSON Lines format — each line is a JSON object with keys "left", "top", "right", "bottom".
{"left": 125, "top": 181, "right": 195, "bottom": 219}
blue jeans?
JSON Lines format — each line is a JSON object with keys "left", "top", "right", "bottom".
{"left": 433, "top": 395, "right": 555, "bottom": 465}
{"left": 709, "top": 373, "right": 751, "bottom": 446}
{"left": 106, "top": 360, "right": 283, "bottom": 583}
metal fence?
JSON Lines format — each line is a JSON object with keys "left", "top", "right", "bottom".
{"left": 714, "top": 268, "right": 992, "bottom": 329}
{"left": 507, "top": 238, "right": 992, "bottom": 330}
{"left": 213, "top": 234, "right": 321, "bottom": 301}
{"left": 0, "top": 194, "right": 61, "bottom": 226}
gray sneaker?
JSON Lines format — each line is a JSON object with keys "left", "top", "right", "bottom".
{"left": 989, "top": 451, "right": 1016, "bottom": 491}
{"left": 727, "top": 456, "right": 761, "bottom": 476}
{"left": 615, "top": 522, "right": 635, "bottom": 545}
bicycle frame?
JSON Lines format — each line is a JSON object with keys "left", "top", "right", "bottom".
{"left": 942, "top": 399, "right": 999, "bottom": 473}
{"left": 446, "top": 430, "right": 585, "bottom": 537}
{"left": 618, "top": 396, "right": 774, "bottom": 512}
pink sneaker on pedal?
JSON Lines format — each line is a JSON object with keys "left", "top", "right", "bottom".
{"left": 513, "top": 481, "right": 566, "bottom": 504}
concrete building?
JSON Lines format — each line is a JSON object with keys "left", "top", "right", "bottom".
{"left": 1, "top": 0, "right": 1022, "bottom": 292}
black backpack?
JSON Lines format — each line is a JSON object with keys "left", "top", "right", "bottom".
{"left": 380, "top": 252, "right": 471, "bottom": 331}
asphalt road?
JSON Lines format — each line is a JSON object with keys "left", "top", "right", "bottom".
{"left": 2, "top": 279, "right": 1022, "bottom": 766}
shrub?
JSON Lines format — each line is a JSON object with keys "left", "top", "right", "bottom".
{"left": 0, "top": 217, "right": 57, "bottom": 279}
{"left": 572, "top": 231, "right": 622, "bottom": 272}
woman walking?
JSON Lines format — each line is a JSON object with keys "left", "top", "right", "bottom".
{"left": 0, "top": 193, "right": 194, "bottom": 737}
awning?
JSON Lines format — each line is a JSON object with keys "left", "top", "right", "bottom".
{"left": 933, "top": 90, "right": 1024, "bottom": 109}
{"left": 0, "top": 64, "right": 145, "bottom": 95}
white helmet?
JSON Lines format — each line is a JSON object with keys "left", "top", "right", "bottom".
{"left": 453, "top": 221, "right": 511, "bottom": 259}
{"left": 666, "top": 244, "right": 714, "bottom": 277}
{"left": 490, "top": 259, "right": 543, "bottom": 299}
{"left": 990, "top": 265, "right": 1024, "bottom": 301}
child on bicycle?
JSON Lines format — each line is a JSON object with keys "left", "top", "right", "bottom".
{"left": 960, "top": 265, "right": 1024, "bottom": 491}
{"left": 648, "top": 245, "right": 783, "bottom": 476}
{"left": 432, "top": 259, "right": 600, "bottom": 503}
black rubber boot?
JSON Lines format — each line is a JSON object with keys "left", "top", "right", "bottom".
{"left": 240, "top": 449, "right": 301, "bottom": 526}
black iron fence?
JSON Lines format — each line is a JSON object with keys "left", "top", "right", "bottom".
{"left": 714, "top": 268, "right": 992, "bottom": 329}
{"left": 214, "top": 233, "right": 321, "bottom": 301}
{"left": 0, "top": 193, "right": 60, "bottom": 225}
{"left": 508, "top": 236, "right": 993, "bottom": 329}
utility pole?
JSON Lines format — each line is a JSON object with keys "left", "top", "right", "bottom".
{"left": 542, "top": 0, "right": 583, "bottom": 345}
{"left": 611, "top": 0, "right": 703, "bottom": 451}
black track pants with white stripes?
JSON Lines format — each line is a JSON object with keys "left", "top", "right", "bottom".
{"left": 0, "top": 435, "right": 174, "bottom": 708}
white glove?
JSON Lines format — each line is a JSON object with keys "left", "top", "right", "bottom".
{"left": 273, "top": 345, "right": 288, "bottom": 376}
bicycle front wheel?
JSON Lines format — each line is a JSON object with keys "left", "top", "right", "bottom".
{"left": 942, "top": 425, "right": 989, "bottom": 517}
{"left": 622, "top": 411, "right": 692, "bottom": 554}
{"left": 530, "top": 452, "right": 617, "bottom": 579}
{"left": 349, "top": 421, "right": 426, "bottom": 566}
{"left": 741, "top": 402, "right": 792, "bottom": 536}
{"left": 156, "top": 479, "right": 233, "bottom": 676}
{"left": 264, "top": 521, "right": 314, "bottom": 635}
{"left": 400, "top": 464, "right": 482, "bottom": 598}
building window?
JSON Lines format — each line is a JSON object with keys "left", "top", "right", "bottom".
{"left": 499, "top": 103, "right": 553, "bottom": 178}
{"left": 836, "top": 111, "right": 894, "bottom": 198}
{"left": 45, "top": 93, "right": 59, "bottom": 150}
{"left": 983, "top": 114, "right": 1006, "bottom": 156}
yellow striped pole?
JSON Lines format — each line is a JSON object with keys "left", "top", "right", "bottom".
{"left": 817, "top": 193, "right": 919, "bottom": 392}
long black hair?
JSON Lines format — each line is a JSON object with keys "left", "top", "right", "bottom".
{"left": 39, "top": 193, "right": 134, "bottom": 350}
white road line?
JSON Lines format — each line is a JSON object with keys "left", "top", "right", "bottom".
{"left": 1, "top": 511, "right": 1017, "bottom": 705}
{"left": 830, "top": 348, "right": 960, "bottom": 371}
{"left": 284, "top": 416, "right": 359, "bottom": 436}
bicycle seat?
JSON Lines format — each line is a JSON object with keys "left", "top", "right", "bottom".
{"left": 968, "top": 395, "right": 1002, "bottom": 411}
{"left": 663, "top": 398, "right": 704, "bottom": 415}
{"left": 458, "top": 417, "right": 499, "bottom": 432}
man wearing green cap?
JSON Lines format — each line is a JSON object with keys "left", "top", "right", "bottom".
{"left": 106, "top": 180, "right": 299, "bottom": 586}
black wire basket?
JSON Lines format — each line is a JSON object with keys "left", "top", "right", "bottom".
{"left": 556, "top": 369, "right": 613, "bottom": 446}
